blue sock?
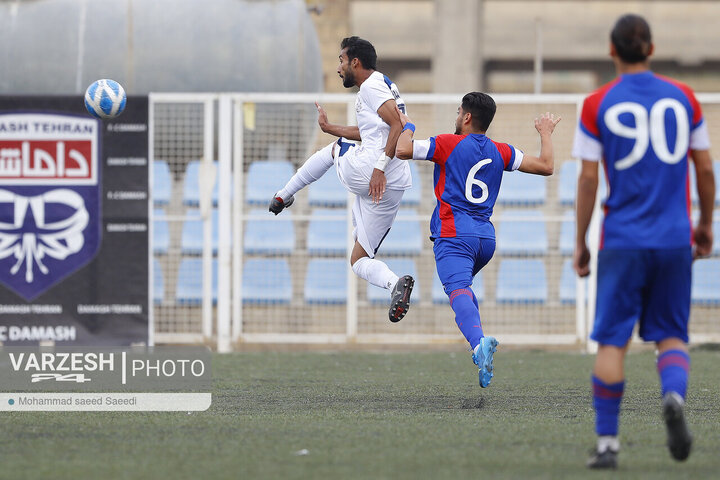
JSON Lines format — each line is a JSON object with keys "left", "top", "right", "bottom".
{"left": 592, "top": 375, "right": 624, "bottom": 436}
{"left": 657, "top": 350, "right": 690, "bottom": 399}
{"left": 470, "top": 289, "right": 479, "bottom": 310}
{"left": 449, "top": 288, "right": 483, "bottom": 350}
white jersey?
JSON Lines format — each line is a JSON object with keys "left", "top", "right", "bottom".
{"left": 338, "top": 71, "right": 411, "bottom": 190}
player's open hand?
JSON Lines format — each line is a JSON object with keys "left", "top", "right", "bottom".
{"left": 369, "top": 168, "right": 387, "bottom": 204}
{"left": 315, "top": 102, "right": 330, "bottom": 132}
{"left": 535, "top": 112, "right": 561, "bottom": 136}
{"left": 693, "top": 222, "right": 714, "bottom": 259}
{"left": 574, "top": 242, "right": 591, "bottom": 277}
{"left": 394, "top": 104, "right": 411, "bottom": 127}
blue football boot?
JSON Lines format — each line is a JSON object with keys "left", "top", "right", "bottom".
{"left": 472, "top": 336, "right": 498, "bottom": 388}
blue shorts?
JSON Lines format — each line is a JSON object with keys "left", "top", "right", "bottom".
{"left": 433, "top": 236, "right": 496, "bottom": 294}
{"left": 592, "top": 247, "right": 692, "bottom": 346}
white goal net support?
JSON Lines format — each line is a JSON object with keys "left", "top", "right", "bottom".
{"left": 149, "top": 93, "right": 720, "bottom": 352}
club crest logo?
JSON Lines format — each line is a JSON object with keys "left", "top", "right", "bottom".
{"left": 0, "top": 113, "right": 101, "bottom": 300}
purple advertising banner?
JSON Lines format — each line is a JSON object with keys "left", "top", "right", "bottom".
{"left": 0, "top": 96, "right": 149, "bottom": 345}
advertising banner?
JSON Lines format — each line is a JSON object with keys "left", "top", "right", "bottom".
{"left": 0, "top": 96, "right": 149, "bottom": 345}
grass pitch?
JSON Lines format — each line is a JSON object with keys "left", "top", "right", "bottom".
{"left": 4, "top": 347, "right": 720, "bottom": 479}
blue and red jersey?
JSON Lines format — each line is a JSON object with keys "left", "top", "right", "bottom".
{"left": 412, "top": 133, "right": 523, "bottom": 239}
{"left": 572, "top": 71, "right": 710, "bottom": 249}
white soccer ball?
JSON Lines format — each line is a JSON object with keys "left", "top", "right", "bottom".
{"left": 84, "top": 79, "right": 127, "bottom": 119}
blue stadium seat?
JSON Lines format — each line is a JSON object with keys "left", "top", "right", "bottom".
{"left": 152, "top": 259, "right": 164, "bottom": 305}
{"left": 182, "top": 160, "right": 227, "bottom": 207}
{"left": 304, "top": 259, "right": 347, "bottom": 304}
{"left": 496, "top": 210, "right": 548, "bottom": 255}
{"left": 380, "top": 210, "right": 423, "bottom": 255}
{"left": 242, "top": 259, "right": 292, "bottom": 304}
{"left": 400, "top": 162, "right": 421, "bottom": 206}
{"left": 692, "top": 259, "right": 720, "bottom": 304}
{"left": 367, "top": 258, "right": 419, "bottom": 304}
{"left": 153, "top": 160, "right": 172, "bottom": 207}
{"left": 689, "top": 160, "right": 720, "bottom": 206}
{"left": 558, "top": 160, "right": 607, "bottom": 205}
{"left": 559, "top": 259, "right": 577, "bottom": 304}
{"left": 181, "top": 209, "right": 219, "bottom": 255}
{"left": 175, "top": 258, "right": 217, "bottom": 304}
{"left": 244, "top": 209, "right": 295, "bottom": 255}
{"left": 559, "top": 211, "right": 575, "bottom": 255}
{"left": 498, "top": 171, "right": 546, "bottom": 205}
{"left": 432, "top": 270, "right": 484, "bottom": 304}
{"left": 307, "top": 209, "right": 347, "bottom": 256}
{"left": 558, "top": 161, "right": 577, "bottom": 206}
{"left": 308, "top": 165, "right": 347, "bottom": 207}
{"left": 153, "top": 209, "right": 170, "bottom": 255}
{"left": 496, "top": 259, "right": 548, "bottom": 303}
{"left": 245, "top": 161, "right": 295, "bottom": 206}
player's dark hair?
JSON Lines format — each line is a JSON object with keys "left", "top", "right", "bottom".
{"left": 461, "top": 92, "right": 496, "bottom": 132}
{"left": 611, "top": 14, "right": 652, "bottom": 63}
{"left": 340, "top": 36, "right": 377, "bottom": 70}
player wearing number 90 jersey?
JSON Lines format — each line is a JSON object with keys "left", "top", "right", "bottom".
{"left": 396, "top": 92, "right": 561, "bottom": 388}
{"left": 572, "top": 68, "right": 710, "bottom": 249}
{"left": 573, "top": 14, "right": 716, "bottom": 470}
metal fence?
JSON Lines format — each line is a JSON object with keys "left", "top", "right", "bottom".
{"left": 149, "top": 92, "right": 720, "bottom": 351}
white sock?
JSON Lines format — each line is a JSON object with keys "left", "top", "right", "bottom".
{"left": 277, "top": 142, "right": 335, "bottom": 202}
{"left": 352, "top": 257, "right": 399, "bottom": 290}
{"left": 597, "top": 435, "right": 620, "bottom": 453}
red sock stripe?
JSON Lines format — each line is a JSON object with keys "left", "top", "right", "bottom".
{"left": 657, "top": 353, "right": 690, "bottom": 372}
{"left": 449, "top": 288, "right": 473, "bottom": 304}
{"left": 592, "top": 384, "right": 624, "bottom": 399}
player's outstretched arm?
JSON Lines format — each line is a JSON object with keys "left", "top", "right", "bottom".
{"left": 315, "top": 102, "right": 361, "bottom": 141}
{"left": 691, "top": 148, "right": 716, "bottom": 258}
{"left": 394, "top": 105, "right": 415, "bottom": 160}
{"left": 518, "top": 113, "right": 561, "bottom": 176}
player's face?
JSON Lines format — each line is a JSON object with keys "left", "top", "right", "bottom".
{"left": 337, "top": 49, "right": 355, "bottom": 88}
{"left": 454, "top": 107, "right": 464, "bottom": 135}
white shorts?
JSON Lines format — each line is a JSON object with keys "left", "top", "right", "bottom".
{"left": 351, "top": 188, "right": 404, "bottom": 258}
{"left": 332, "top": 139, "right": 412, "bottom": 194}
{"left": 330, "top": 140, "right": 406, "bottom": 258}
{"left": 333, "top": 140, "right": 372, "bottom": 195}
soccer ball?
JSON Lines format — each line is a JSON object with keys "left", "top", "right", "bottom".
{"left": 84, "top": 79, "right": 127, "bottom": 119}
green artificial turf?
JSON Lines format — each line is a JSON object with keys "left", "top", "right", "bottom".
{"left": 4, "top": 348, "right": 719, "bottom": 479}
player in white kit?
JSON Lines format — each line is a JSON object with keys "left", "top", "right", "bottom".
{"left": 269, "top": 36, "right": 414, "bottom": 322}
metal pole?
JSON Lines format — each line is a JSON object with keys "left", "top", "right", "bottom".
{"left": 201, "top": 99, "right": 215, "bottom": 341}
{"left": 231, "top": 101, "right": 244, "bottom": 342}
{"left": 345, "top": 101, "right": 357, "bottom": 342}
{"left": 216, "top": 96, "right": 232, "bottom": 353}
{"left": 125, "top": 0, "right": 135, "bottom": 92}
{"left": 586, "top": 181, "right": 603, "bottom": 354}
{"left": 147, "top": 95, "right": 155, "bottom": 347}
{"left": 534, "top": 17, "right": 543, "bottom": 94}
{"left": 573, "top": 101, "right": 585, "bottom": 348}
{"left": 75, "top": 0, "right": 87, "bottom": 94}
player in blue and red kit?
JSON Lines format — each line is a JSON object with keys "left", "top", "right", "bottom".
{"left": 573, "top": 14, "right": 716, "bottom": 469}
{"left": 396, "top": 92, "right": 561, "bottom": 387}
